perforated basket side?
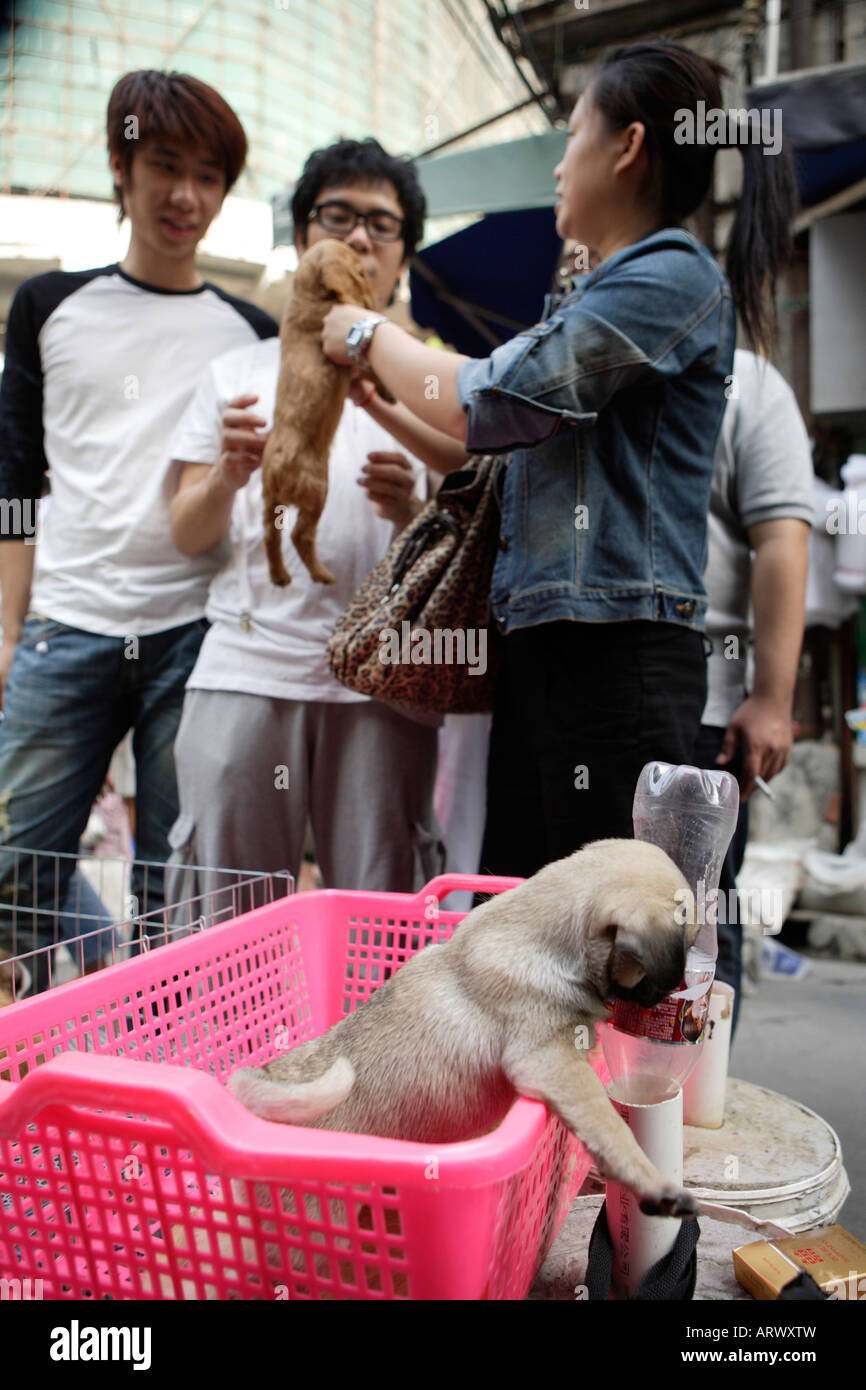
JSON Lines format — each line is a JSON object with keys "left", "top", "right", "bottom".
{"left": 0, "top": 898, "right": 327, "bottom": 1083}
{"left": 484, "top": 1111, "right": 591, "bottom": 1300}
{"left": 0, "top": 1105, "right": 423, "bottom": 1300}
{"left": 340, "top": 908, "right": 461, "bottom": 1015}
{"left": 0, "top": 1071, "right": 549, "bottom": 1302}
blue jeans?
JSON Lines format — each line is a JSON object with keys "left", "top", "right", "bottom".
{"left": 60, "top": 868, "right": 117, "bottom": 965}
{"left": 0, "top": 614, "right": 207, "bottom": 984}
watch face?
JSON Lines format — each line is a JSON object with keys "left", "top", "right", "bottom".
{"left": 346, "top": 321, "right": 371, "bottom": 360}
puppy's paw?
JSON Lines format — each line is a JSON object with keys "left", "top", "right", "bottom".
{"left": 265, "top": 556, "right": 292, "bottom": 587}
{"left": 638, "top": 1185, "right": 699, "bottom": 1219}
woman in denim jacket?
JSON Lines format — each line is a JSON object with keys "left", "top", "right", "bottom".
{"left": 323, "top": 40, "right": 797, "bottom": 879}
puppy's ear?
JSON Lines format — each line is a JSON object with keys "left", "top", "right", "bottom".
{"left": 320, "top": 247, "right": 367, "bottom": 304}
{"left": 586, "top": 921, "right": 646, "bottom": 993}
{"left": 604, "top": 914, "right": 686, "bottom": 1009}
{"left": 608, "top": 936, "right": 647, "bottom": 990}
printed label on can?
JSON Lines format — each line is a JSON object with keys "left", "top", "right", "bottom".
{"left": 611, "top": 970, "right": 714, "bottom": 1044}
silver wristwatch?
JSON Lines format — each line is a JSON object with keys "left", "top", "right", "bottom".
{"left": 345, "top": 314, "right": 387, "bottom": 363}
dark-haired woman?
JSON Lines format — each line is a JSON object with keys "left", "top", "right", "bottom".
{"left": 323, "top": 40, "right": 797, "bottom": 879}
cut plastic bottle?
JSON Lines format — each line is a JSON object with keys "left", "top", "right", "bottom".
{"left": 601, "top": 761, "right": 740, "bottom": 1104}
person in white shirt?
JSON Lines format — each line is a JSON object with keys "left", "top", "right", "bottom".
{"left": 167, "top": 138, "right": 449, "bottom": 892}
{"left": 695, "top": 349, "right": 813, "bottom": 1032}
{"left": 0, "top": 71, "right": 276, "bottom": 984}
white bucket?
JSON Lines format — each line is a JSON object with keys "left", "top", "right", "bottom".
{"left": 584, "top": 1078, "right": 849, "bottom": 1235}
{"left": 682, "top": 1078, "right": 849, "bottom": 1233}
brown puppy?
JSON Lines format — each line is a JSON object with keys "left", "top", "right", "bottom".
{"left": 229, "top": 838, "right": 700, "bottom": 1219}
{"left": 260, "top": 238, "right": 388, "bottom": 587}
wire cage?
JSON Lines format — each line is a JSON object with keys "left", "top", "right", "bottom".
{"left": 0, "top": 844, "right": 291, "bottom": 1001}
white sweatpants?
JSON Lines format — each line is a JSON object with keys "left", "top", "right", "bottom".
{"left": 167, "top": 689, "right": 443, "bottom": 896}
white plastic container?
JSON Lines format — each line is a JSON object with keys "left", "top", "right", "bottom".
{"left": 682, "top": 981, "right": 735, "bottom": 1128}
{"left": 833, "top": 454, "right": 866, "bottom": 592}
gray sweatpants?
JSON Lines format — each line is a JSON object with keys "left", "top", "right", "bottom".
{"left": 167, "top": 689, "right": 443, "bottom": 897}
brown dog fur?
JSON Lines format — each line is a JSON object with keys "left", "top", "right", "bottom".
{"left": 229, "top": 839, "right": 701, "bottom": 1219}
{"left": 260, "top": 239, "right": 387, "bottom": 587}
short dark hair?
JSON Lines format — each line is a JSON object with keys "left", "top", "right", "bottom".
{"left": 107, "top": 70, "right": 248, "bottom": 218}
{"left": 291, "top": 137, "right": 426, "bottom": 259}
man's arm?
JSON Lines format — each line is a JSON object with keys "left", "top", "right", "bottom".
{"left": 0, "top": 543, "right": 35, "bottom": 703}
{"left": 0, "top": 280, "right": 51, "bottom": 703}
{"left": 716, "top": 518, "right": 810, "bottom": 798}
{"left": 357, "top": 452, "right": 426, "bottom": 534}
{"left": 170, "top": 393, "right": 268, "bottom": 556}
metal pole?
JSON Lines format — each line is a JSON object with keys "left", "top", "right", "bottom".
{"left": 764, "top": 0, "right": 783, "bottom": 79}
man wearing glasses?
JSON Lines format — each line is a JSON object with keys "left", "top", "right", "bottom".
{"left": 165, "top": 138, "right": 444, "bottom": 893}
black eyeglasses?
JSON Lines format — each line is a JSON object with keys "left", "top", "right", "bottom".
{"left": 309, "top": 199, "right": 404, "bottom": 243}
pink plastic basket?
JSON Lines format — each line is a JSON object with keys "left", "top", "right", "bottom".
{"left": 0, "top": 874, "right": 607, "bottom": 1301}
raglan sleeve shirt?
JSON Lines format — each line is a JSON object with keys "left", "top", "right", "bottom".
{"left": 0, "top": 280, "right": 50, "bottom": 537}
{"left": 455, "top": 236, "right": 728, "bottom": 454}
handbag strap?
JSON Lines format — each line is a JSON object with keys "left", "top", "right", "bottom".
{"left": 391, "top": 510, "right": 459, "bottom": 587}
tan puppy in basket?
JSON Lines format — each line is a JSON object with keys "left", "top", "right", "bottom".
{"left": 229, "top": 838, "right": 700, "bottom": 1219}
{"left": 261, "top": 238, "right": 390, "bottom": 587}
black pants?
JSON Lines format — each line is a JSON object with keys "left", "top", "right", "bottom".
{"left": 479, "top": 620, "right": 707, "bottom": 880}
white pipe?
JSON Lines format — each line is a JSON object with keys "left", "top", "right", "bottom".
{"left": 764, "top": 0, "right": 783, "bottom": 80}
{"left": 605, "top": 1086, "right": 684, "bottom": 1297}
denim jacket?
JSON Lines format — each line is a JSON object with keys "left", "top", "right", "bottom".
{"left": 456, "top": 228, "right": 736, "bottom": 634}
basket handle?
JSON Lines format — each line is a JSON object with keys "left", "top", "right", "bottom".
{"left": 0, "top": 1051, "right": 231, "bottom": 1147}
{"left": 0, "top": 1052, "right": 356, "bottom": 1170}
{"left": 0, "top": 1051, "right": 535, "bottom": 1184}
{"left": 416, "top": 873, "right": 523, "bottom": 904}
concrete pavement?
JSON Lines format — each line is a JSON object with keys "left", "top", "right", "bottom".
{"left": 730, "top": 950, "right": 866, "bottom": 1237}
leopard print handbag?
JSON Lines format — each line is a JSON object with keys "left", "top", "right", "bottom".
{"left": 326, "top": 455, "right": 505, "bottom": 715}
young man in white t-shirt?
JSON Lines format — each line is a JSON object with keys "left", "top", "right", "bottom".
{"left": 167, "top": 138, "right": 449, "bottom": 892}
{"left": 0, "top": 72, "right": 276, "bottom": 980}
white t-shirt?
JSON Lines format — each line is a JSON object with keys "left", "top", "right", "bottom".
{"left": 702, "top": 350, "right": 814, "bottom": 726}
{"left": 167, "top": 337, "right": 426, "bottom": 702}
{"left": 0, "top": 265, "right": 275, "bottom": 636}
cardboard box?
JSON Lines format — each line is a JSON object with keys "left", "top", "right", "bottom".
{"left": 733, "top": 1225, "right": 866, "bottom": 1300}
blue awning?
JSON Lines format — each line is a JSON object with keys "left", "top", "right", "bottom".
{"left": 749, "top": 63, "right": 866, "bottom": 208}
{"left": 409, "top": 206, "right": 561, "bottom": 359}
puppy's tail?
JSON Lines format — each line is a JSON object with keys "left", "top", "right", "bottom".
{"left": 228, "top": 1055, "right": 355, "bottom": 1124}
